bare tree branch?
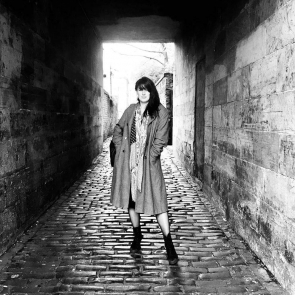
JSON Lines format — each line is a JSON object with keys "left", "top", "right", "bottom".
{"left": 108, "top": 48, "right": 165, "bottom": 66}
{"left": 125, "top": 43, "right": 162, "bottom": 54}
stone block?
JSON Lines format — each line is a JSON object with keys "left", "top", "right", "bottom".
{"left": 0, "top": 139, "right": 27, "bottom": 176}
{"left": 227, "top": 129, "right": 239, "bottom": 158}
{"left": 0, "top": 43, "right": 22, "bottom": 80}
{"left": 213, "top": 127, "right": 228, "bottom": 153}
{"left": 10, "top": 110, "right": 31, "bottom": 137}
{"left": 205, "top": 84, "right": 213, "bottom": 107}
{"left": 204, "top": 107, "right": 212, "bottom": 127}
{"left": 230, "top": 181, "right": 260, "bottom": 228}
{"left": 249, "top": 51, "right": 278, "bottom": 98}
{"left": 27, "top": 136, "right": 47, "bottom": 163}
{"left": 263, "top": 169, "right": 295, "bottom": 219}
{"left": 6, "top": 170, "right": 28, "bottom": 208}
{"left": 234, "top": 158, "right": 264, "bottom": 196}
{"left": 211, "top": 168, "right": 221, "bottom": 196}
{"left": 277, "top": 43, "right": 295, "bottom": 92}
{"left": 268, "top": 91, "right": 295, "bottom": 132}
{"left": 263, "top": 205, "right": 288, "bottom": 248}
{"left": 203, "top": 164, "right": 212, "bottom": 186}
{"left": 204, "top": 126, "right": 212, "bottom": 145}
{"left": 234, "top": 100, "right": 244, "bottom": 128}
{"left": 227, "top": 66, "right": 250, "bottom": 102}
{"left": 235, "top": 24, "right": 266, "bottom": 70}
{"left": 213, "top": 63, "right": 227, "bottom": 83}
{"left": 252, "top": 131, "right": 280, "bottom": 171}
{"left": 213, "top": 77, "right": 227, "bottom": 106}
{"left": 221, "top": 102, "right": 235, "bottom": 128}
{"left": 212, "top": 149, "right": 236, "bottom": 180}
{"left": 45, "top": 134, "right": 63, "bottom": 157}
{"left": 0, "top": 87, "right": 20, "bottom": 110}
{"left": 3, "top": 208, "right": 17, "bottom": 235}
{"left": 279, "top": 133, "right": 295, "bottom": 178}
{"left": 0, "top": 108, "right": 11, "bottom": 140}
{"left": 0, "top": 178, "right": 6, "bottom": 213}
{"left": 21, "top": 84, "right": 48, "bottom": 111}
{"left": 265, "top": 1, "right": 295, "bottom": 54}
{"left": 239, "top": 96, "right": 272, "bottom": 131}
{"left": 204, "top": 144, "right": 212, "bottom": 164}
{"left": 212, "top": 105, "right": 221, "bottom": 128}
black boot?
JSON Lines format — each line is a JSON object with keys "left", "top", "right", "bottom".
{"left": 130, "top": 227, "right": 143, "bottom": 253}
{"left": 163, "top": 233, "right": 178, "bottom": 265}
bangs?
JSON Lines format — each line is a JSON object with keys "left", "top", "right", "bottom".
{"left": 137, "top": 83, "right": 150, "bottom": 92}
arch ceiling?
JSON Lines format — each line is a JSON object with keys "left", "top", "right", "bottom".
{"left": 80, "top": 0, "right": 228, "bottom": 42}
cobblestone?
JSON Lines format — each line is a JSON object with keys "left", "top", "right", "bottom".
{"left": 0, "top": 139, "right": 287, "bottom": 294}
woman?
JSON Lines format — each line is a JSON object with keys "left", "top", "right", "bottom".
{"left": 111, "top": 76, "right": 178, "bottom": 265}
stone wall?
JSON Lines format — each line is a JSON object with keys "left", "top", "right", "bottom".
{"left": 174, "top": 0, "right": 295, "bottom": 293}
{"left": 102, "top": 90, "right": 117, "bottom": 140}
{"left": 0, "top": 1, "right": 103, "bottom": 255}
{"left": 156, "top": 73, "right": 173, "bottom": 145}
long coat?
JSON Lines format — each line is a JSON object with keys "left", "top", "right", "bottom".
{"left": 110, "top": 103, "right": 170, "bottom": 215}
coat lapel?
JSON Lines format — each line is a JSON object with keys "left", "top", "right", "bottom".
{"left": 147, "top": 115, "right": 156, "bottom": 125}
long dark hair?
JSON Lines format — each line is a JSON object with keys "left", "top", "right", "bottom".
{"left": 135, "top": 77, "right": 160, "bottom": 118}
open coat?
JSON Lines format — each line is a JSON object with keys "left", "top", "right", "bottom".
{"left": 111, "top": 103, "right": 170, "bottom": 215}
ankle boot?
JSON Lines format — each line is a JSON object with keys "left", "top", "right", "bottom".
{"left": 130, "top": 227, "right": 143, "bottom": 253}
{"left": 163, "top": 233, "right": 178, "bottom": 265}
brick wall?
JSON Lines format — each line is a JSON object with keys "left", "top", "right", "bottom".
{"left": 174, "top": 0, "right": 295, "bottom": 293}
{"left": 102, "top": 90, "right": 117, "bottom": 140}
{"left": 0, "top": 1, "right": 103, "bottom": 255}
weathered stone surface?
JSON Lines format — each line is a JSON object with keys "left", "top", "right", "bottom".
{"left": 263, "top": 170, "right": 295, "bottom": 219}
{"left": 0, "top": 1, "right": 105, "bottom": 256}
{"left": 276, "top": 43, "right": 295, "bottom": 92}
{"left": 173, "top": 0, "right": 295, "bottom": 293}
{"left": 227, "top": 66, "right": 250, "bottom": 102}
{"left": 235, "top": 25, "right": 266, "bottom": 71}
{"left": 265, "top": 1, "right": 295, "bottom": 54}
{"left": 249, "top": 52, "right": 278, "bottom": 98}
{"left": 204, "top": 91, "right": 213, "bottom": 123}
{"left": 213, "top": 77, "right": 228, "bottom": 106}
{"left": 279, "top": 133, "right": 295, "bottom": 178}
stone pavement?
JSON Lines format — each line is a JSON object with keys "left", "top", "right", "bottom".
{"left": 0, "top": 139, "right": 287, "bottom": 295}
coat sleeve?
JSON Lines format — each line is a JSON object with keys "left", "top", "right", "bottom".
{"left": 112, "top": 108, "right": 128, "bottom": 148}
{"left": 150, "top": 111, "right": 170, "bottom": 158}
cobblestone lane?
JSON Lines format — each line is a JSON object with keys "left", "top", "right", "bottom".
{"left": 0, "top": 140, "right": 286, "bottom": 294}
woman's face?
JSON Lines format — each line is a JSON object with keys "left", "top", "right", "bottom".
{"left": 137, "top": 87, "right": 150, "bottom": 104}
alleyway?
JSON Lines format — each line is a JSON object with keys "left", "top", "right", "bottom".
{"left": 0, "top": 139, "right": 286, "bottom": 295}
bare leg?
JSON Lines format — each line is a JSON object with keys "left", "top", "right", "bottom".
{"left": 156, "top": 212, "right": 170, "bottom": 236}
{"left": 128, "top": 208, "right": 140, "bottom": 227}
